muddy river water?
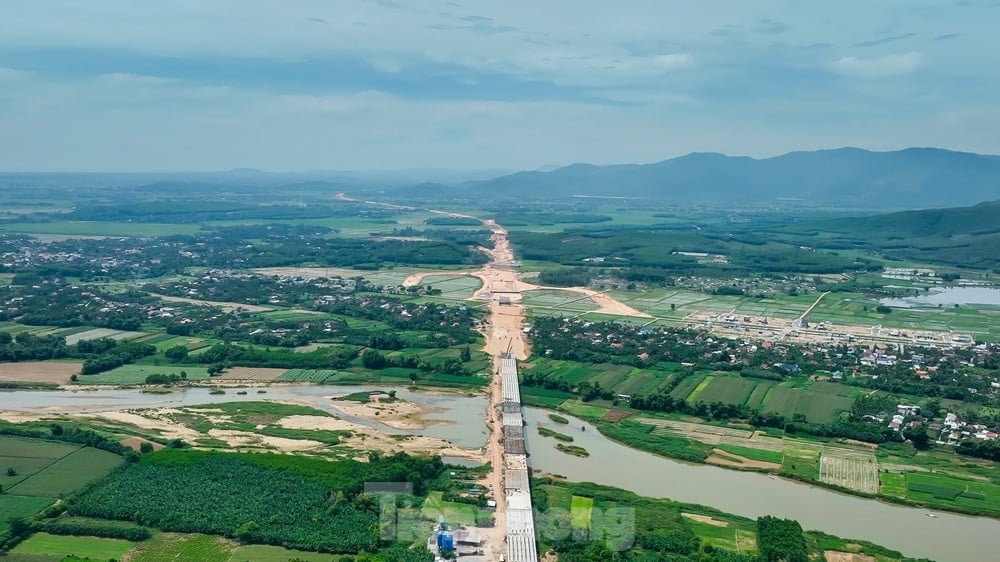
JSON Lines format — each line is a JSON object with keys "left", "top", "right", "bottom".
{"left": 2, "top": 387, "right": 998, "bottom": 560}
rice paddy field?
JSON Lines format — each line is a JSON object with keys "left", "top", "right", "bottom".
{"left": 524, "top": 359, "right": 858, "bottom": 425}
{"left": 521, "top": 289, "right": 600, "bottom": 314}
{"left": 414, "top": 273, "right": 483, "bottom": 301}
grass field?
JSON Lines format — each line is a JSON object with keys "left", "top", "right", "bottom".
{"left": 4, "top": 221, "right": 204, "bottom": 237}
{"left": 685, "top": 375, "right": 714, "bottom": 403}
{"left": 691, "top": 376, "right": 757, "bottom": 405}
{"left": 75, "top": 364, "right": 212, "bottom": 385}
{"left": 880, "top": 472, "right": 907, "bottom": 498}
{"left": 0, "top": 437, "right": 119, "bottom": 533}
{"left": 902, "top": 471, "right": 1000, "bottom": 513}
{"left": 11, "top": 532, "right": 134, "bottom": 560}
{"left": 126, "top": 533, "right": 232, "bottom": 562}
{"left": 560, "top": 400, "right": 610, "bottom": 420}
{"left": 782, "top": 445, "right": 821, "bottom": 481}
{"left": 0, "top": 496, "right": 54, "bottom": 532}
{"left": 8, "top": 446, "right": 124, "bottom": 498}
{"left": 570, "top": 495, "right": 594, "bottom": 531}
{"left": 230, "top": 544, "right": 351, "bottom": 561}
{"left": 716, "top": 444, "right": 783, "bottom": 464}
{"left": 422, "top": 491, "right": 479, "bottom": 526}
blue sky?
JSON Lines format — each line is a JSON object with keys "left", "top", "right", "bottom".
{"left": 1, "top": 0, "right": 997, "bottom": 171}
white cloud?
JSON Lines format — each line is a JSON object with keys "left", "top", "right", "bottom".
{"left": 829, "top": 52, "right": 923, "bottom": 78}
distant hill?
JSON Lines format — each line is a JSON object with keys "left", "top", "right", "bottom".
{"left": 812, "top": 199, "right": 1000, "bottom": 238}
{"left": 455, "top": 147, "right": 1000, "bottom": 208}
{"left": 783, "top": 200, "right": 1000, "bottom": 270}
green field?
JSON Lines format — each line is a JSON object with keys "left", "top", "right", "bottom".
{"left": 415, "top": 274, "right": 483, "bottom": 301}
{"left": 421, "top": 491, "right": 479, "bottom": 526}
{"left": 570, "top": 495, "right": 594, "bottom": 531}
{"left": 691, "top": 376, "right": 757, "bottom": 405}
{"left": 11, "top": 532, "right": 134, "bottom": 560}
{"left": 879, "top": 472, "right": 907, "bottom": 498}
{"left": 685, "top": 375, "right": 714, "bottom": 403}
{"left": 0, "top": 495, "right": 54, "bottom": 532}
{"left": 75, "top": 364, "right": 212, "bottom": 385}
{"left": 781, "top": 445, "right": 821, "bottom": 481}
{"left": 759, "top": 381, "right": 855, "bottom": 424}
{"left": 4, "top": 221, "right": 204, "bottom": 237}
{"left": 127, "top": 533, "right": 233, "bottom": 562}
{"left": 0, "top": 437, "right": 121, "bottom": 534}
{"left": 8, "top": 447, "right": 124, "bottom": 498}
{"left": 229, "top": 544, "right": 350, "bottom": 561}
{"left": 560, "top": 400, "right": 610, "bottom": 420}
{"left": 902, "top": 471, "right": 1000, "bottom": 513}
{"left": 716, "top": 444, "right": 783, "bottom": 464}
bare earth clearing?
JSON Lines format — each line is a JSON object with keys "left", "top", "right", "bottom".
{"left": 824, "top": 552, "right": 876, "bottom": 562}
{"left": 0, "top": 361, "right": 81, "bottom": 383}
{"left": 681, "top": 513, "right": 729, "bottom": 527}
{"left": 705, "top": 448, "right": 781, "bottom": 471}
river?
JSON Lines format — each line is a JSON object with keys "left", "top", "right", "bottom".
{"left": 0, "top": 385, "right": 489, "bottom": 449}
{"left": 522, "top": 407, "right": 1000, "bottom": 562}
{"left": 4, "top": 387, "right": 998, "bottom": 560}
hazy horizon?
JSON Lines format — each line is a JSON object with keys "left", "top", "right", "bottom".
{"left": 2, "top": 1, "right": 998, "bottom": 172}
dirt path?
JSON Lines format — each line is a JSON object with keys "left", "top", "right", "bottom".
{"left": 150, "top": 293, "right": 275, "bottom": 313}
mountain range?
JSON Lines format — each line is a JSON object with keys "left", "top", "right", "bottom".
{"left": 438, "top": 147, "right": 1000, "bottom": 208}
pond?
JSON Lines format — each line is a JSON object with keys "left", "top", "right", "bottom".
{"left": 881, "top": 286, "right": 1000, "bottom": 308}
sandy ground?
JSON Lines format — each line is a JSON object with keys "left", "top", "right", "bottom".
{"left": 276, "top": 414, "right": 483, "bottom": 460}
{"left": 150, "top": 293, "right": 274, "bottom": 313}
{"left": 705, "top": 449, "right": 781, "bottom": 471}
{"left": 120, "top": 436, "right": 164, "bottom": 452}
{"left": 681, "top": 513, "right": 729, "bottom": 527}
{"left": 824, "top": 552, "right": 875, "bottom": 562}
{"left": 329, "top": 395, "right": 447, "bottom": 430}
{"left": 0, "top": 361, "right": 81, "bottom": 383}
{"left": 207, "top": 428, "right": 325, "bottom": 451}
{"left": 81, "top": 410, "right": 203, "bottom": 441}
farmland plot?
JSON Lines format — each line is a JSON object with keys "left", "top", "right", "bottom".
{"left": 0, "top": 361, "right": 81, "bottom": 383}
{"left": 819, "top": 453, "right": 879, "bottom": 495}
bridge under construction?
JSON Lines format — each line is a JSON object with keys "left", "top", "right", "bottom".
{"left": 498, "top": 351, "right": 538, "bottom": 562}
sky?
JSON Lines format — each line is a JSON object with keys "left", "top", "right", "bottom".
{"left": 1, "top": 0, "right": 998, "bottom": 172}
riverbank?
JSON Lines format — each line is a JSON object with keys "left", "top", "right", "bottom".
{"left": 532, "top": 398, "right": 1000, "bottom": 521}
{"left": 521, "top": 407, "right": 1000, "bottom": 562}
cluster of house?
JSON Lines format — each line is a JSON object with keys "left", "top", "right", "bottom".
{"left": 884, "top": 404, "right": 999, "bottom": 443}
{"left": 887, "top": 404, "right": 922, "bottom": 431}
{"left": 936, "top": 412, "right": 998, "bottom": 444}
